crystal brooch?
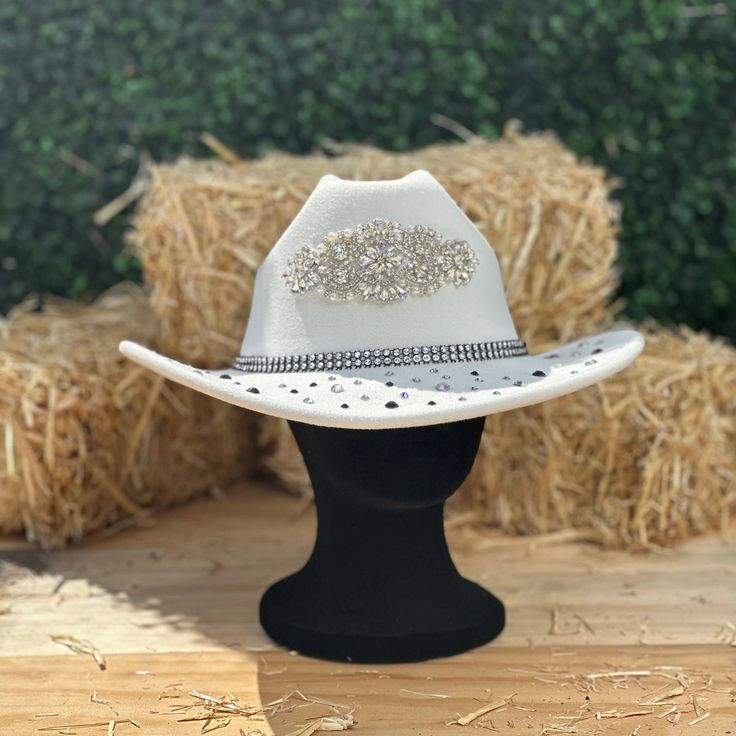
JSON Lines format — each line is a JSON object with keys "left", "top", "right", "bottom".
{"left": 283, "top": 219, "right": 478, "bottom": 303}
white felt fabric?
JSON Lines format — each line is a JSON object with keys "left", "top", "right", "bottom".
{"left": 241, "top": 171, "right": 518, "bottom": 356}
{"left": 119, "top": 170, "right": 645, "bottom": 429}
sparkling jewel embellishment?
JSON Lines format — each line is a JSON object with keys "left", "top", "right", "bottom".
{"left": 234, "top": 339, "right": 528, "bottom": 373}
{"left": 283, "top": 219, "right": 478, "bottom": 303}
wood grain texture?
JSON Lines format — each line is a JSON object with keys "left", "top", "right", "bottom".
{"left": 1, "top": 481, "right": 735, "bottom": 735}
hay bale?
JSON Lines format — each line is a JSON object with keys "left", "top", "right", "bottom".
{"left": 131, "top": 127, "right": 620, "bottom": 367}
{"left": 252, "top": 325, "right": 736, "bottom": 549}
{"left": 0, "top": 284, "right": 256, "bottom": 547}
{"left": 127, "top": 129, "right": 735, "bottom": 548}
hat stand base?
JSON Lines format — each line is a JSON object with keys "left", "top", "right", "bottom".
{"left": 259, "top": 417, "right": 505, "bottom": 663}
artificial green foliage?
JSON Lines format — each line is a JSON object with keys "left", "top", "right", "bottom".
{"left": 2, "top": 1, "right": 734, "bottom": 337}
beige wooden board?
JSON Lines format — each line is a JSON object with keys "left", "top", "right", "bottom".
{"left": 1, "top": 482, "right": 735, "bottom": 735}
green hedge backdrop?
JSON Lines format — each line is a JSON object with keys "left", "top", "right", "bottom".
{"left": 2, "top": 1, "right": 735, "bottom": 338}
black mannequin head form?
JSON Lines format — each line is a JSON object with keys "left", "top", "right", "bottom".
{"left": 260, "top": 416, "right": 505, "bottom": 662}
{"left": 288, "top": 417, "right": 484, "bottom": 510}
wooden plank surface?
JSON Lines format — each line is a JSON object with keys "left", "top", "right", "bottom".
{"left": 1, "top": 481, "right": 735, "bottom": 735}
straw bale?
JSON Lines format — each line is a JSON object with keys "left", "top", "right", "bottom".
{"left": 128, "top": 130, "right": 735, "bottom": 548}
{"left": 0, "top": 284, "right": 255, "bottom": 547}
{"left": 131, "top": 127, "right": 620, "bottom": 367}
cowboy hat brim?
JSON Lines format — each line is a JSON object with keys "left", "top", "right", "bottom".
{"left": 119, "top": 329, "right": 643, "bottom": 430}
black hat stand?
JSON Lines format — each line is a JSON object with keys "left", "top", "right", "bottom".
{"left": 259, "top": 417, "right": 505, "bottom": 663}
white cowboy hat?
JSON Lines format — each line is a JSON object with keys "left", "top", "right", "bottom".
{"left": 120, "top": 170, "right": 643, "bottom": 430}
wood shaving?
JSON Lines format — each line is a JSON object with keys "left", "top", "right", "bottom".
{"left": 688, "top": 711, "right": 711, "bottom": 726}
{"left": 169, "top": 687, "right": 355, "bottom": 734}
{"left": 259, "top": 656, "right": 288, "bottom": 675}
{"left": 38, "top": 719, "right": 138, "bottom": 732}
{"left": 399, "top": 688, "right": 449, "bottom": 699}
{"left": 595, "top": 708, "right": 653, "bottom": 719}
{"left": 448, "top": 695, "right": 516, "bottom": 726}
{"left": 286, "top": 714, "right": 355, "bottom": 735}
{"left": 533, "top": 663, "right": 732, "bottom": 735}
{"left": 50, "top": 635, "right": 106, "bottom": 670}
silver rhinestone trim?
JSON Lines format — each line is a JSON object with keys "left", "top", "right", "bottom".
{"left": 233, "top": 339, "right": 527, "bottom": 373}
{"left": 283, "top": 218, "right": 478, "bottom": 303}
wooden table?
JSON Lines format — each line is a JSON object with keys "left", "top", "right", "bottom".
{"left": 1, "top": 482, "right": 734, "bottom": 735}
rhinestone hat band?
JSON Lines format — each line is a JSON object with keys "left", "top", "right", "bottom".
{"left": 233, "top": 339, "right": 528, "bottom": 374}
{"left": 283, "top": 219, "right": 478, "bottom": 303}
